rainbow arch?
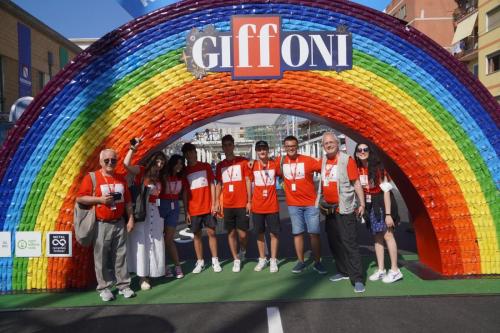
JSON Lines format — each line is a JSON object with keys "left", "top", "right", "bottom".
{"left": 0, "top": 0, "right": 498, "bottom": 291}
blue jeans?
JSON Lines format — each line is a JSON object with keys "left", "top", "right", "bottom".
{"left": 288, "top": 206, "right": 320, "bottom": 235}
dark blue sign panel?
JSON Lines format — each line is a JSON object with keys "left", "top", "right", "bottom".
{"left": 17, "top": 23, "right": 32, "bottom": 97}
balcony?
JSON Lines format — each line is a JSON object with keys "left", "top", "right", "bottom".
{"left": 453, "top": 0, "right": 478, "bottom": 23}
{"left": 452, "top": 35, "right": 478, "bottom": 62}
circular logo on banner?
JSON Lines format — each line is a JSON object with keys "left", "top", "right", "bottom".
{"left": 17, "top": 240, "right": 27, "bottom": 249}
{"left": 22, "top": 66, "right": 29, "bottom": 79}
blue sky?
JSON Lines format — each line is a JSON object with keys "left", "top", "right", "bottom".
{"left": 11, "top": 0, "right": 389, "bottom": 38}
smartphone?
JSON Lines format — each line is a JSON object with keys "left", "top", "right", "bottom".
{"left": 130, "top": 138, "right": 138, "bottom": 146}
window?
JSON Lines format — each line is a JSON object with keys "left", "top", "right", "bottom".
{"left": 0, "top": 56, "right": 4, "bottom": 113}
{"left": 38, "top": 71, "right": 50, "bottom": 90}
{"left": 487, "top": 6, "right": 500, "bottom": 31}
{"left": 472, "top": 63, "right": 478, "bottom": 77}
{"left": 487, "top": 51, "right": 500, "bottom": 74}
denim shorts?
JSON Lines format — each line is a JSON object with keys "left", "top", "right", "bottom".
{"left": 287, "top": 205, "right": 320, "bottom": 235}
{"left": 159, "top": 199, "right": 180, "bottom": 228}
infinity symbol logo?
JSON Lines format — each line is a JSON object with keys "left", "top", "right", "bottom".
{"left": 51, "top": 239, "right": 67, "bottom": 246}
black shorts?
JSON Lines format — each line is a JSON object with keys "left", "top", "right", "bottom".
{"left": 253, "top": 212, "right": 280, "bottom": 234}
{"left": 223, "top": 207, "right": 249, "bottom": 231}
{"left": 190, "top": 214, "right": 217, "bottom": 233}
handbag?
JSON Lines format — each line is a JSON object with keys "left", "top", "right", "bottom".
{"left": 319, "top": 199, "right": 338, "bottom": 216}
{"left": 74, "top": 172, "right": 97, "bottom": 247}
{"left": 389, "top": 190, "right": 400, "bottom": 227}
{"left": 129, "top": 180, "right": 149, "bottom": 223}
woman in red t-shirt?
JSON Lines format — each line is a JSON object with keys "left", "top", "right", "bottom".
{"left": 354, "top": 142, "right": 403, "bottom": 284}
{"left": 124, "top": 139, "right": 167, "bottom": 290}
{"left": 159, "top": 154, "right": 184, "bottom": 279}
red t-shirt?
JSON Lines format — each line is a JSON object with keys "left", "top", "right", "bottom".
{"left": 78, "top": 171, "right": 131, "bottom": 221}
{"left": 322, "top": 156, "right": 359, "bottom": 204}
{"left": 358, "top": 166, "right": 391, "bottom": 203}
{"left": 183, "top": 162, "right": 214, "bottom": 216}
{"left": 134, "top": 165, "right": 161, "bottom": 203}
{"left": 159, "top": 175, "right": 183, "bottom": 200}
{"left": 216, "top": 156, "right": 249, "bottom": 208}
{"left": 277, "top": 154, "right": 321, "bottom": 207}
{"left": 250, "top": 159, "right": 279, "bottom": 214}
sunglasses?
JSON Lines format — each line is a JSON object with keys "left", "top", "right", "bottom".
{"left": 356, "top": 147, "right": 369, "bottom": 153}
{"left": 104, "top": 158, "right": 117, "bottom": 165}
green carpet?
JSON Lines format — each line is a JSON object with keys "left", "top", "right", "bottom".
{"left": 1, "top": 256, "right": 499, "bottom": 310}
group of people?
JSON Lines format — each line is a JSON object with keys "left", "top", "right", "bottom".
{"left": 76, "top": 132, "right": 403, "bottom": 302}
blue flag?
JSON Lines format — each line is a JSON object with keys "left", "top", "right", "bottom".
{"left": 115, "top": 0, "right": 177, "bottom": 18}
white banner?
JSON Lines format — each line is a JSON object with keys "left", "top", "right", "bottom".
{"left": 0, "top": 231, "right": 11, "bottom": 257}
{"left": 15, "top": 232, "right": 42, "bottom": 257}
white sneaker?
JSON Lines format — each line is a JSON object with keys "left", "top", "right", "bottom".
{"left": 254, "top": 258, "right": 267, "bottom": 272}
{"left": 232, "top": 259, "right": 241, "bottom": 273}
{"left": 99, "top": 288, "right": 115, "bottom": 302}
{"left": 118, "top": 287, "right": 135, "bottom": 298}
{"left": 239, "top": 250, "right": 246, "bottom": 262}
{"left": 368, "top": 269, "right": 386, "bottom": 281}
{"left": 269, "top": 258, "right": 279, "bottom": 273}
{"left": 192, "top": 259, "right": 205, "bottom": 274}
{"left": 382, "top": 269, "right": 403, "bottom": 283}
{"left": 140, "top": 279, "right": 151, "bottom": 290}
{"left": 212, "top": 257, "right": 222, "bottom": 273}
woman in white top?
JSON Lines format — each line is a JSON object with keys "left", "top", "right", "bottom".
{"left": 124, "top": 139, "right": 167, "bottom": 290}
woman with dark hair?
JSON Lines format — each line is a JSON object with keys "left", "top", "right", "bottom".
{"left": 354, "top": 142, "right": 403, "bottom": 284}
{"left": 124, "top": 140, "right": 167, "bottom": 290}
{"left": 159, "top": 154, "right": 184, "bottom": 279}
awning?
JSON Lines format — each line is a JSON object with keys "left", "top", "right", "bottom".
{"left": 452, "top": 12, "right": 478, "bottom": 44}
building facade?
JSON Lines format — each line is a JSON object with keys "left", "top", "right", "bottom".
{"left": 385, "top": 0, "right": 457, "bottom": 52}
{"left": 0, "top": 1, "right": 81, "bottom": 141}
{"left": 477, "top": 0, "right": 500, "bottom": 102}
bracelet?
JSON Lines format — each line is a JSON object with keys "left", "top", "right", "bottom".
{"left": 129, "top": 146, "right": 136, "bottom": 151}
{"left": 385, "top": 214, "right": 391, "bottom": 216}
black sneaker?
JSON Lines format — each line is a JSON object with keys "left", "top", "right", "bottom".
{"left": 292, "top": 261, "right": 307, "bottom": 273}
{"left": 312, "top": 261, "right": 327, "bottom": 274}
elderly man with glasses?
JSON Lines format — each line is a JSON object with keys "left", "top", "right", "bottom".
{"left": 76, "top": 148, "right": 136, "bottom": 301}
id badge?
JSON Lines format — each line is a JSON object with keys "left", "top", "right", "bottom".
{"left": 360, "top": 175, "right": 368, "bottom": 186}
{"left": 171, "top": 202, "right": 175, "bottom": 210}
{"left": 156, "top": 198, "right": 161, "bottom": 207}
{"left": 262, "top": 189, "right": 268, "bottom": 198}
{"left": 291, "top": 183, "right": 297, "bottom": 192}
{"left": 366, "top": 194, "right": 371, "bottom": 203}
{"left": 228, "top": 184, "right": 234, "bottom": 192}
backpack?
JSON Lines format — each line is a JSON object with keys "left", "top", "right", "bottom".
{"left": 74, "top": 172, "right": 97, "bottom": 247}
{"left": 129, "top": 178, "right": 149, "bottom": 223}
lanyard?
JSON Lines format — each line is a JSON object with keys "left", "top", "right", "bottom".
{"left": 100, "top": 170, "right": 115, "bottom": 194}
{"left": 326, "top": 159, "right": 337, "bottom": 181}
{"left": 258, "top": 160, "right": 271, "bottom": 189}
{"left": 166, "top": 176, "right": 178, "bottom": 194}
{"left": 226, "top": 159, "right": 236, "bottom": 183}
{"left": 287, "top": 156, "right": 299, "bottom": 183}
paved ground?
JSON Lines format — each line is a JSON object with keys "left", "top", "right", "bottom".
{"left": 1, "top": 296, "right": 500, "bottom": 332}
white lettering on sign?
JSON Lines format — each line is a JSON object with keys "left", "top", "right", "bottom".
{"left": 184, "top": 15, "right": 352, "bottom": 80}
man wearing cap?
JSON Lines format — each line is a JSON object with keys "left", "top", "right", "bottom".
{"left": 77, "top": 148, "right": 136, "bottom": 301}
{"left": 278, "top": 135, "right": 327, "bottom": 274}
{"left": 215, "top": 134, "right": 252, "bottom": 273}
{"left": 249, "top": 141, "right": 281, "bottom": 273}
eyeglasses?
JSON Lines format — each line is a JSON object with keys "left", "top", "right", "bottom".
{"left": 356, "top": 147, "right": 369, "bottom": 153}
{"left": 104, "top": 158, "right": 117, "bottom": 165}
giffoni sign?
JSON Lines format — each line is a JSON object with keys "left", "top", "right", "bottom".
{"left": 183, "top": 15, "right": 352, "bottom": 80}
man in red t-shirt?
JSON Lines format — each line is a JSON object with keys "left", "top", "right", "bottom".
{"left": 76, "top": 148, "right": 135, "bottom": 302}
{"left": 249, "top": 141, "right": 280, "bottom": 273}
{"left": 181, "top": 143, "right": 222, "bottom": 274}
{"left": 278, "top": 135, "right": 326, "bottom": 275}
{"left": 320, "top": 132, "right": 365, "bottom": 293}
{"left": 215, "top": 135, "right": 251, "bottom": 273}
